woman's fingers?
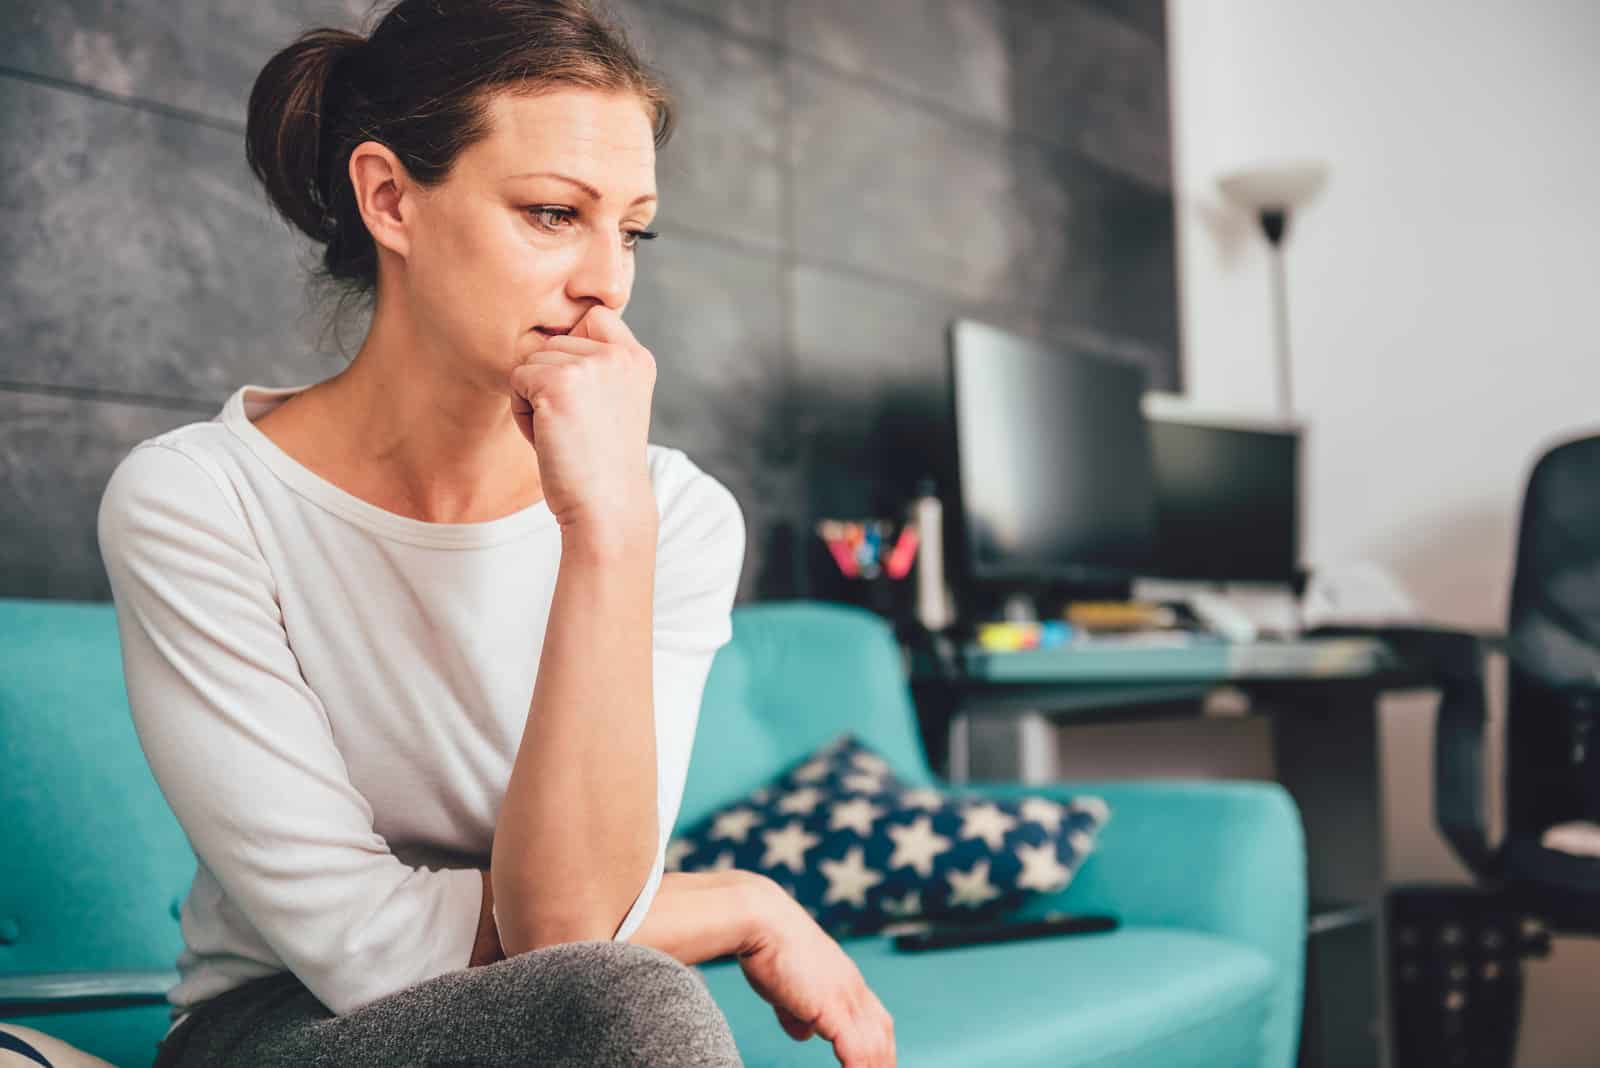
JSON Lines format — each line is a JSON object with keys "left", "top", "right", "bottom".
{"left": 774, "top": 1005, "right": 816, "bottom": 1041}
{"left": 530, "top": 333, "right": 608, "bottom": 357}
{"left": 812, "top": 989, "right": 895, "bottom": 1068}
{"left": 569, "top": 304, "right": 636, "bottom": 346}
{"left": 839, "top": 989, "right": 894, "bottom": 1068}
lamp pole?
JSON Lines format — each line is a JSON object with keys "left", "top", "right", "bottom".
{"left": 1259, "top": 208, "right": 1293, "bottom": 419}
{"left": 1216, "top": 160, "right": 1328, "bottom": 424}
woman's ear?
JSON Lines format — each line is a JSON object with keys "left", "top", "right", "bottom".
{"left": 347, "top": 140, "right": 414, "bottom": 260}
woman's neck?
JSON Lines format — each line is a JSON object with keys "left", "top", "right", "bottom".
{"left": 258, "top": 342, "right": 544, "bottom": 525}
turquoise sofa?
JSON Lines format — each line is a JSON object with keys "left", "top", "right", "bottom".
{"left": 1, "top": 597, "right": 1305, "bottom": 1066}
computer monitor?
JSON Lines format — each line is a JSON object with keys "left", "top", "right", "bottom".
{"left": 1143, "top": 397, "right": 1301, "bottom": 585}
{"left": 946, "top": 319, "right": 1156, "bottom": 597}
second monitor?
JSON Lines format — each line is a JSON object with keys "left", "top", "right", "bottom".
{"left": 1143, "top": 394, "right": 1302, "bottom": 587}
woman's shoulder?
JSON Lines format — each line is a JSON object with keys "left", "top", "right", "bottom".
{"left": 645, "top": 445, "right": 745, "bottom": 551}
{"left": 100, "top": 421, "right": 252, "bottom": 528}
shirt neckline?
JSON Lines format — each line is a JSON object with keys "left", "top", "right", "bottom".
{"left": 220, "top": 383, "right": 557, "bottom": 549}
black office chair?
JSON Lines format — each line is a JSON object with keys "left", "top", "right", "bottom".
{"left": 1379, "top": 431, "right": 1600, "bottom": 1068}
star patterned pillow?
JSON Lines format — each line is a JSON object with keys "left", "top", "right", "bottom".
{"left": 665, "top": 733, "right": 1110, "bottom": 939}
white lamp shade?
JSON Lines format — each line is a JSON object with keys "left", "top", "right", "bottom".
{"left": 1217, "top": 160, "right": 1330, "bottom": 212}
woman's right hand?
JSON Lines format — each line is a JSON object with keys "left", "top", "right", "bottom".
{"left": 507, "top": 305, "right": 657, "bottom": 538}
{"left": 736, "top": 879, "right": 896, "bottom": 1067}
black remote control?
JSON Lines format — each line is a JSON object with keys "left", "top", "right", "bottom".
{"left": 892, "top": 912, "right": 1118, "bottom": 952}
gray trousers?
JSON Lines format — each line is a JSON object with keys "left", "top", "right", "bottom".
{"left": 150, "top": 941, "right": 745, "bottom": 1067}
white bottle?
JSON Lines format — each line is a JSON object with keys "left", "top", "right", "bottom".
{"left": 912, "top": 479, "right": 954, "bottom": 631}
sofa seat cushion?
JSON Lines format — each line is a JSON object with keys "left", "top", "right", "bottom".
{"left": 697, "top": 926, "right": 1276, "bottom": 1068}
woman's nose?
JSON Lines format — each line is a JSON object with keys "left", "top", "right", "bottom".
{"left": 569, "top": 234, "right": 631, "bottom": 309}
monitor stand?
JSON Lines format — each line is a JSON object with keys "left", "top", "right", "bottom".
{"left": 971, "top": 580, "right": 1137, "bottom": 630}
{"left": 1000, "top": 592, "right": 1038, "bottom": 622}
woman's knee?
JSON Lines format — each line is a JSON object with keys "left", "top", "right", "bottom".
{"left": 518, "top": 941, "right": 742, "bottom": 1065}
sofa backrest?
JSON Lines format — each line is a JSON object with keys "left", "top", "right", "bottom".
{"left": 0, "top": 598, "right": 192, "bottom": 983}
{"left": 677, "top": 601, "right": 937, "bottom": 831}
{"left": 0, "top": 597, "right": 934, "bottom": 982}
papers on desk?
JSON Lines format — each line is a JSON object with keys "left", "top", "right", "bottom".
{"left": 1541, "top": 821, "right": 1600, "bottom": 858}
{"left": 962, "top": 634, "right": 1395, "bottom": 683}
{"left": 1228, "top": 638, "right": 1395, "bottom": 677}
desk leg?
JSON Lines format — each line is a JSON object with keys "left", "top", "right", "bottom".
{"left": 959, "top": 712, "right": 1060, "bottom": 785}
{"left": 948, "top": 711, "right": 970, "bottom": 785}
{"left": 1266, "top": 686, "right": 1389, "bottom": 1068}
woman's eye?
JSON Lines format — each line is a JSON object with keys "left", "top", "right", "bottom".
{"left": 528, "top": 207, "right": 574, "bottom": 232}
{"left": 528, "top": 206, "right": 657, "bottom": 251}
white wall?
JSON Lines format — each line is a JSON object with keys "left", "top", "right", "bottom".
{"left": 1166, "top": 2, "right": 1600, "bottom": 1064}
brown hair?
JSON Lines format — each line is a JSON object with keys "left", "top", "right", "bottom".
{"left": 245, "top": 0, "right": 673, "bottom": 338}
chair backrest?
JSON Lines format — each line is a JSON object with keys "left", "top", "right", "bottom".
{"left": 677, "top": 601, "right": 937, "bottom": 831}
{"left": 1502, "top": 434, "right": 1600, "bottom": 902}
{"left": 0, "top": 598, "right": 192, "bottom": 983}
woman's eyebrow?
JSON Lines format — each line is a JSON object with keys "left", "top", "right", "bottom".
{"left": 504, "top": 171, "right": 656, "bottom": 207}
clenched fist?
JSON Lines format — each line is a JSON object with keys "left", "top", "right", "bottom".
{"left": 509, "top": 305, "right": 657, "bottom": 539}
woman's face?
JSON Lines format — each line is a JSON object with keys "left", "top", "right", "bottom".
{"left": 400, "top": 87, "right": 658, "bottom": 387}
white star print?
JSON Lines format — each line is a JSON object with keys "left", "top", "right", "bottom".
{"left": 820, "top": 845, "right": 885, "bottom": 908}
{"left": 958, "top": 802, "right": 1018, "bottom": 850}
{"left": 1069, "top": 796, "right": 1110, "bottom": 824}
{"left": 707, "top": 851, "right": 738, "bottom": 873}
{"left": 761, "top": 821, "right": 821, "bottom": 874}
{"left": 1068, "top": 828, "right": 1096, "bottom": 856}
{"left": 790, "top": 757, "right": 831, "bottom": 783}
{"left": 1020, "top": 797, "right": 1066, "bottom": 832}
{"left": 710, "top": 807, "right": 762, "bottom": 843}
{"left": 886, "top": 815, "right": 953, "bottom": 877}
{"left": 851, "top": 751, "right": 891, "bottom": 775}
{"left": 1015, "top": 841, "right": 1072, "bottom": 893}
{"left": 665, "top": 838, "right": 695, "bottom": 872}
{"left": 828, "top": 796, "right": 885, "bottom": 836}
{"left": 777, "top": 786, "right": 826, "bottom": 815}
{"left": 899, "top": 788, "right": 946, "bottom": 811}
{"left": 842, "top": 771, "right": 889, "bottom": 794}
{"left": 947, "top": 858, "right": 1002, "bottom": 908}
{"left": 881, "top": 889, "right": 923, "bottom": 917}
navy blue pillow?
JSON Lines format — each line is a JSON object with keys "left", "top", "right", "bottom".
{"left": 666, "top": 733, "right": 1109, "bottom": 938}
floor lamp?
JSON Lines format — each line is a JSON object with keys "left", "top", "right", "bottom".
{"left": 1217, "top": 161, "right": 1329, "bottom": 419}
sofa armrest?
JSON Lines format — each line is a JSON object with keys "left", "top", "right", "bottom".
{"left": 961, "top": 778, "right": 1305, "bottom": 1068}
{"left": 0, "top": 970, "right": 177, "bottom": 1016}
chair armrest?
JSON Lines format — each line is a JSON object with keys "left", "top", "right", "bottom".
{"left": 1310, "top": 624, "right": 1503, "bottom": 879}
{"left": 1379, "top": 626, "right": 1502, "bottom": 880}
{"left": 959, "top": 778, "right": 1306, "bottom": 1068}
{"left": 0, "top": 970, "right": 177, "bottom": 1016}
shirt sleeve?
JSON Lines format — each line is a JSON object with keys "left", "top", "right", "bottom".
{"left": 609, "top": 455, "right": 746, "bottom": 941}
{"left": 97, "top": 443, "right": 485, "bottom": 1017}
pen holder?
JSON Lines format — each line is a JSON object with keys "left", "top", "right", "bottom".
{"left": 812, "top": 517, "right": 920, "bottom": 623}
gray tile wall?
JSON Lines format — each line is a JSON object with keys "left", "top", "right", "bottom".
{"left": 1, "top": 0, "right": 1176, "bottom": 603}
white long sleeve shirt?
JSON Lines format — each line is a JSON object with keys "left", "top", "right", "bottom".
{"left": 95, "top": 383, "right": 745, "bottom": 1038}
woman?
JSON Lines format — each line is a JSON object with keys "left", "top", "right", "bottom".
{"left": 96, "top": 1, "right": 895, "bottom": 1064}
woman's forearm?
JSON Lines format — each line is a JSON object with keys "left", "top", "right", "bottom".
{"left": 491, "top": 514, "right": 660, "bottom": 955}
{"left": 470, "top": 869, "right": 775, "bottom": 969}
{"left": 628, "top": 870, "right": 777, "bottom": 965}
